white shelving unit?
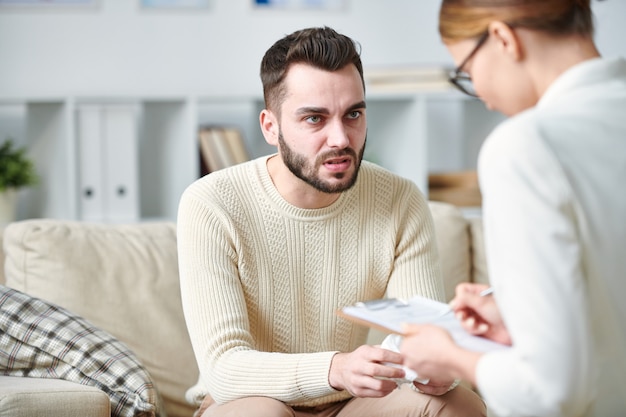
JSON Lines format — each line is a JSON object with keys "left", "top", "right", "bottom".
{"left": 0, "top": 91, "right": 503, "bottom": 223}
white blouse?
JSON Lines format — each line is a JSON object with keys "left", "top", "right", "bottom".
{"left": 476, "top": 57, "right": 626, "bottom": 417}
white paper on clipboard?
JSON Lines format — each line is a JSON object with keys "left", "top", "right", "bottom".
{"left": 338, "top": 295, "right": 508, "bottom": 352}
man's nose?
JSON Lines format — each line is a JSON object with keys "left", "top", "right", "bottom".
{"left": 326, "top": 119, "right": 350, "bottom": 148}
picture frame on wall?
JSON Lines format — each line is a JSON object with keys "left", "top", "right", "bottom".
{"left": 253, "top": 0, "right": 346, "bottom": 11}
{"left": 139, "top": 0, "right": 210, "bottom": 10}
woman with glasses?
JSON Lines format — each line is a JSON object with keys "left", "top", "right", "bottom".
{"left": 400, "top": 1, "right": 626, "bottom": 416}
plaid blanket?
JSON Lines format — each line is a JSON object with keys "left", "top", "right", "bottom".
{"left": 0, "top": 285, "right": 162, "bottom": 417}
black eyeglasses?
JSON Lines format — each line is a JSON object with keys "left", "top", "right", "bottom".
{"left": 448, "top": 32, "right": 489, "bottom": 98}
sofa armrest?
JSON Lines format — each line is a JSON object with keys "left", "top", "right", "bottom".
{"left": 0, "top": 376, "right": 110, "bottom": 417}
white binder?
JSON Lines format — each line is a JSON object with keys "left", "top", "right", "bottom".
{"left": 76, "top": 105, "right": 106, "bottom": 222}
{"left": 102, "top": 106, "right": 139, "bottom": 222}
{"left": 76, "top": 104, "right": 139, "bottom": 222}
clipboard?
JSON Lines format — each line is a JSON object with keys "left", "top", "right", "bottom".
{"left": 337, "top": 296, "right": 508, "bottom": 352}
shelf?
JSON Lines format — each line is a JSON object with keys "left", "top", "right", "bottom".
{"left": 0, "top": 92, "right": 502, "bottom": 222}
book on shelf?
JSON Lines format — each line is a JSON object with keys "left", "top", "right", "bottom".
{"left": 364, "top": 65, "right": 453, "bottom": 93}
{"left": 198, "top": 126, "right": 250, "bottom": 175}
{"left": 222, "top": 127, "right": 250, "bottom": 165}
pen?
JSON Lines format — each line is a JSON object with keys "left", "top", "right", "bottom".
{"left": 479, "top": 287, "right": 494, "bottom": 297}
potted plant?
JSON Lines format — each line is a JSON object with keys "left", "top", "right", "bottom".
{"left": 0, "top": 139, "right": 38, "bottom": 224}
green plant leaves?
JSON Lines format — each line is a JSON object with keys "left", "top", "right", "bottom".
{"left": 0, "top": 139, "right": 38, "bottom": 191}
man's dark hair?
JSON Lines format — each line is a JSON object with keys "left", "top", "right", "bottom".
{"left": 260, "top": 26, "right": 364, "bottom": 113}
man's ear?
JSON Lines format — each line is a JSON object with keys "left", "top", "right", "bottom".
{"left": 488, "top": 21, "right": 524, "bottom": 62}
{"left": 260, "top": 109, "right": 279, "bottom": 146}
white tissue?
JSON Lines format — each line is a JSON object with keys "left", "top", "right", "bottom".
{"left": 380, "top": 334, "right": 430, "bottom": 385}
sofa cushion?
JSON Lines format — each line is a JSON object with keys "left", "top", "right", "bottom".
{"left": 0, "top": 285, "right": 160, "bottom": 417}
{"left": 467, "top": 216, "right": 490, "bottom": 285}
{"left": 0, "top": 376, "right": 110, "bottom": 417}
{"left": 428, "top": 201, "right": 471, "bottom": 301}
{"left": 3, "top": 220, "right": 198, "bottom": 417}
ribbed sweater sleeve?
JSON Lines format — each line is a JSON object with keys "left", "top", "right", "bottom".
{"left": 177, "top": 156, "right": 443, "bottom": 407}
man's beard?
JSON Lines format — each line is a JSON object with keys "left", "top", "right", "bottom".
{"left": 278, "top": 130, "right": 366, "bottom": 194}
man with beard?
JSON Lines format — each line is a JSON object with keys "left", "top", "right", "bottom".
{"left": 177, "top": 26, "right": 486, "bottom": 417}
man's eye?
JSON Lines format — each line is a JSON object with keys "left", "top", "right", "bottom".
{"left": 347, "top": 111, "right": 362, "bottom": 120}
{"left": 306, "top": 115, "right": 322, "bottom": 124}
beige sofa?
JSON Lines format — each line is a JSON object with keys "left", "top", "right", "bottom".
{"left": 0, "top": 201, "right": 488, "bottom": 417}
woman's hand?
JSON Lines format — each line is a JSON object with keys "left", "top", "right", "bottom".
{"left": 400, "top": 324, "right": 482, "bottom": 386}
{"left": 451, "top": 283, "right": 512, "bottom": 346}
{"left": 400, "top": 324, "right": 460, "bottom": 382}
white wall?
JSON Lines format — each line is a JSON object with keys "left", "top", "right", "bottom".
{"left": 1, "top": 0, "right": 623, "bottom": 98}
{"left": 0, "top": 0, "right": 447, "bottom": 98}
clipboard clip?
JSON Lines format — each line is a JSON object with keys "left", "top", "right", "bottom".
{"left": 355, "top": 298, "right": 409, "bottom": 310}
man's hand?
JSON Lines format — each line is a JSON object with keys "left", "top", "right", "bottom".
{"left": 328, "top": 345, "right": 406, "bottom": 397}
{"left": 451, "top": 283, "right": 512, "bottom": 346}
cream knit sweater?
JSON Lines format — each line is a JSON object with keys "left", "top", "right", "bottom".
{"left": 177, "top": 156, "right": 443, "bottom": 407}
